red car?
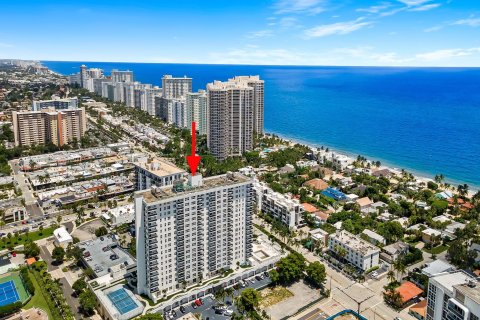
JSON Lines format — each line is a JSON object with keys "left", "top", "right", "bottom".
{"left": 12, "top": 252, "right": 16, "bottom": 257}
{"left": 194, "top": 299, "right": 202, "bottom": 306}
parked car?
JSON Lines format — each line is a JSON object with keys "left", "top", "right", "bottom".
{"left": 224, "top": 309, "right": 233, "bottom": 316}
{"left": 255, "top": 275, "right": 262, "bottom": 281}
{"left": 180, "top": 306, "right": 186, "bottom": 313}
{"left": 191, "top": 302, "right": 197, "bottom": 309}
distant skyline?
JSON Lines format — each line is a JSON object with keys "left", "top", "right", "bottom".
{"left": 1, "top": 0, "right": 480, "bottom": 66}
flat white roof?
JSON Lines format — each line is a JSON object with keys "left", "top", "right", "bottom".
{"left": 54, "top": 227, "right": 73, "bottom": 242}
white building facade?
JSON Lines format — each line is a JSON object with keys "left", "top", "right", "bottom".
{"left": 135, "top": 172, "right": 254, "bottom": 302}
{"left": 253, "top": 181, "right": 303, "bottom": 229}
{"left": 328, "top": 230, "right": 380, "bottom": 271}
{"left": 427, "top": 271, "right": 480, "bottom": 320}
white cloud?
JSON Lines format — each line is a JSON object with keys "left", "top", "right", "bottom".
{"left": 304, "top": 19, "right": 373, "bottom": 38}
{"left": 246, "top": 30, "right": 274, "bottom": 38}
{"left": 357, "top": 3, "right": 391, "bottom": 14}
{"left": 396, "top": 0, "right": 431, "bottom": 5}
{"left": 274, "top": 0, "right": 325, "bottom": 15}
{"left": 409, "top": 3, "right": 440, "bottom": 11}
{"left": 416, "top": 47, "right": 480, "bottom": 61}
{"left": 279, "top": 17, "right": 300, "bottom": 28}
{"left": 453, "top": 18, "right": 480, "bottom": 27}
{"left": 424, "top": 25, "right": 443, "bottom": 32}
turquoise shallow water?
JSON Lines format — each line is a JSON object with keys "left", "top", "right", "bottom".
{"left": 43, "top": 61, "right": 480, "bottom": 189}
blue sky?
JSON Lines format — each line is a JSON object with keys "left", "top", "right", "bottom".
{"left": 1, "top": 0, "right": 480, "bottom": 66}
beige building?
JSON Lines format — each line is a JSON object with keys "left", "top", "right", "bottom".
{"left": 12, "top": 108, "right": 87, "bottom": 147}
{"left": 207, "top": 78, "right": 255, "bottom": 160}
{"left": 186, "top": 90, "right": 208, "bottom": 135}
{"left": 162, "top": 75, "right": 192, "bottom": 99}
{"left": 231, "top": 76, "right": 264, "bottom": 135}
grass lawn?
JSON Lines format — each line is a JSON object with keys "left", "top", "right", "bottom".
{"left": 423, "top": 245, "right": 448, "bottom": 254}
{"left": 259, "top": 286, "right": 294, "bottom": 308}
{"left": 0, "top": 227, "right": 55, "bottom": 249}
{"left": 24, "top": 271, "right": 54, "bottom": 320}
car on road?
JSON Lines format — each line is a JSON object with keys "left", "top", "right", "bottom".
{"left": 180, "top": 306, "right": 186, "bottom": 313}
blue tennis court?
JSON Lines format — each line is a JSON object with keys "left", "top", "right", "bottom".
{"left": 0, "top": 280, "right": 20, "bottom": 307}
{"left": 107, "top": 288, "right": 138, "bottom": 315}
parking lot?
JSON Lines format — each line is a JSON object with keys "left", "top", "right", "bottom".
{"left": 163, "top": 274, "right": 272, "bottom": 320}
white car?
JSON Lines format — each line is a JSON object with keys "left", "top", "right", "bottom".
{"left": 224, "top": 309, "right": 233, "bottom": 316}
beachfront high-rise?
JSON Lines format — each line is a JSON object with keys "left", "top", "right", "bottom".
{"left": 32, "top": 97, "right": 78, "bottom": 111}
{"left": 231, "top": 76, "right": 264, "bottom": 135}
{"left": 186, "top": 90, "right": 208, "bottom": 135}
{"left": 11, "top": 108, "right": 87, "bottom": 147}
{"left": 135, "top": 172, "right": 254, "bottom": 302}
{"left": 111, "top": 69, "right": 134, "bottom": 82}
{"left": 161, "top": 75, "right": 192, "bottom": 99}
{"left": 207, "top": 78, "right": 254, "bottom": 160}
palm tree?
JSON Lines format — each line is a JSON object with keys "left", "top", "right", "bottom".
{"left": 214, "top": 287, "right": 226, "bottom": 304}
{"left": 387, "top": 270, "right": 395, "bottom": 284}
{"left": 393, "top": 259, "right": 406, "bottom": 281}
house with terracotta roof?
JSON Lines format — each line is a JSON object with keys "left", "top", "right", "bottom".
{"left": 301, "top": 203, "right": 319, "bottom": 213}
{"left": 395, "top": 281, "right": 423, "bottom": 306}
{"left": 304, "top": 178, "right": 329, "bottom": 191}
{"left": 313, "top": 210, "right": 332, "bottom": 225}
{"left": 356, "top": 197, "right": 373, "bottom": 210}
{"left": 409, "top": 299, "right": 427, "bottom": 320}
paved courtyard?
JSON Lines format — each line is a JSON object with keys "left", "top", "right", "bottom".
{"left": 265, "top": 281, "right": 322, "bottom": 320}
{"left": 72, "top": 218, "right": 106, "bottom": 241}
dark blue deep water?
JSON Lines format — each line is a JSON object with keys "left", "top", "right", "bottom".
{"left": 42, "top": 61, "right": 480, "bottom": 189}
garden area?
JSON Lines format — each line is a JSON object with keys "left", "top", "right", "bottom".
{"left": 0, "top": 226, "right": 55, "bottom": 250}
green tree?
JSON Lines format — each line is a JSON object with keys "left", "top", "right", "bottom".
{"left": 135, "top": 314, "right": 164, "bottom": 320}
{"left": 275, "top": 252, "right": 306, "bottom": 284}
{"left": 237, "top": 288, "right": 260, "bottom": 312}
{"left": 305, "top": 262, "right": 326, "bottom": 288}
{"left": 269, "top": 269, "right": 280, "bottom": 284}
{"left": 214, "top": 287, "right": 226, "bottom": 303}
{"left": 447, "top": 240, "right": 477, "bottom": 269}
{"left": 52, "top": 246, "right": 66, "bottom": 264}
{"left": 79, "top": 289, "right": 96, "bottom": 315}
{"left": 95, "top": 226, "right": 108, "bottom": 237}
{"left": 24, "top": 241, "right": 40, "bottom": 258}
{"left": 72, "top": 278, "right": 88, "bottom": 295}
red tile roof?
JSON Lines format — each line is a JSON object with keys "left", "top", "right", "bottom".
{"left": 396, "top": 281, "right": 423, "bottom": 303}
{"left": 301, "top": 203, "right": 319, "bottom": 213}
{"left": 304, "top": 178, "right": 329, "bottom": 191}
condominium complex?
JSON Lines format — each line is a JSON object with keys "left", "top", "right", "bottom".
{"left": 253, "top": 181, "right": 303, "bottom": 229}
{"left": 134, "top": 158, "right": 185, "bottom": 191}
{"left": 156, "top": 97, "right": 187, "bottom": 128}
{"left": 111, "top": 69, "right": 134, "bottom": 83}
{"left": 186, "top": 90, "right": 208, "bottom": 135}
{"left": 207, "top": 78, "right": 254, "bottom": 160}
{"left": 426, "top": 271, "right": 480, "bottom": 320}
{"left": 12, "top": 108, "right": 87, "bottom": 147}
{"left": 162, "top": 75, "right": 192, "bottom": 99}
{"left": 230, "top": 76, "right": 264, "bottom": 135}
{"left": 32, "top": 97, "right": 78, "bottom": 111}
{"left": 328, "top": 230, "right": 380, "bottom": 271}
{"left": 135, "top": 172, "right": 254, "bottom": 302}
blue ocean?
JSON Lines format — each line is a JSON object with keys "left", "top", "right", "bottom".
{"left": 42, "top": 61, "right": 480, "bottom": 189}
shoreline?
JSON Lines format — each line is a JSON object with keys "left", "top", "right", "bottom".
{"left": 265, "top": 130, "right": 479, "bottom": 194}
{"left": 39, "top": 61, "right": 479, "bottom": 193}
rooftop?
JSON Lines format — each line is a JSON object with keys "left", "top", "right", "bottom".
{"left": 396, "top": 281, "right": 423, "bottom": 303}
{"left": 95, "top": 284, "right": 143, "bottom": 320}
{"left": 331, "top": 230, "right": 380, "bottom": 255}
{"left": 77, "top": 235, "right": 135, "bottom": 278}
{"left": 454, "top": 281, "right": 480, "bottom": 305}
{"left": 139, "top": 172, "right": 251, "bottom": 204}
{"left": 431, "top": 270, "right": 476, "bottom": 295}
{"left": 135, "top": 158, "right": 185, "bottom": 176}
{"left": 422, "top": 259, "right": 455, "bottom": 277}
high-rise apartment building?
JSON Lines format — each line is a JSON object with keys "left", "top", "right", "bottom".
{"left": 426, "top": 271, "right": 480, "bottom": 320}
{"left": 32, "top": 97, "right": 78, "bottom": 111}
{"left": 231, "top": 76, "right": 264, "bottom": 135}
{"left": 12, "top": 108, "right": 87, "bottom": 147}
{"left": 207, "top": 79, "right": 254, "bottom": 160}
{"left": 111, "top": 69, "right": 134, "bottom": 82}
{"left": 156, "top": 97, "right": 187, "bottom": 128}
{"left": 162, "top": 75, "right": 192, "bottom": 99}
{"left": 135, "top": 172, "right": 254, "bottom": 302}
{"left": 186, "top": 90, "right": 208, "bottom": 135}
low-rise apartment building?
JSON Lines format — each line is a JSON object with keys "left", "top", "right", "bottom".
{"left": 253, "top": 181, "right": 303, "bottom": 229}
{"left": 328, "top": 230, "right": 380, "bottom": 271}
